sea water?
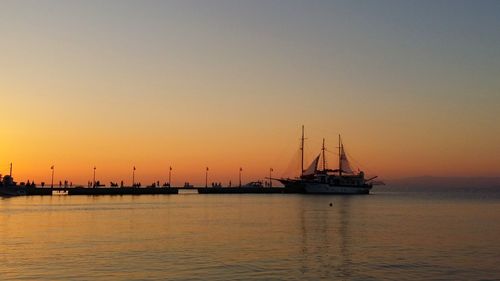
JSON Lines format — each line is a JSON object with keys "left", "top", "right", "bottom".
{"left": 1, "top": 187, "right": 499, "bottom": 280}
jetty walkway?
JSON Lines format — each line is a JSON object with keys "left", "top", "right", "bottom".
{"left": 8, "top": 186, "right": 291, "bottom": 196}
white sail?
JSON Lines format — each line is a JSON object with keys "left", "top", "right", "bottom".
{"left": 303, "top": 154, "right": 320, "bottom": 176}
{"left": 340, "top": 145, "right": 354, "bottom": 174}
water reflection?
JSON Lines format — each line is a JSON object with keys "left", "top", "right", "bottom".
{"left": 1, "top": 193, "right": 499, "bottom": 280}
{"left": 297, "top": 196, "right": 353, "bottom": 279}
{"left": 337, "top": 197, "right": 352, "bottom": 278}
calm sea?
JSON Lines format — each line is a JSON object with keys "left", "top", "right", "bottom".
{"left": 1, "top": 187, "right": 499, "bottom": 280}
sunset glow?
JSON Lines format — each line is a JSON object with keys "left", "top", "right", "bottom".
{"left": 1, "top": 1, "right": 499, "bottom": 186}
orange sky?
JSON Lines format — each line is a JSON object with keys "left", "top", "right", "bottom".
{"left": 1, "top": 1, "right": 499, "bottom": 185}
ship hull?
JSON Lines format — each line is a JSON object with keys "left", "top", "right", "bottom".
{"left": 303, "top": 183, "right": 371, "bottom": 194}
{"left": 279, "top": 179, "right": 371, "bottom": 195}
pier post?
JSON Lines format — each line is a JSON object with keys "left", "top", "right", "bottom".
{"left": 239, "top": 167, "right": 242, "bottom": 187}
{"left": 205, "top": 167, "right": 208, "bottom": 188}
{"left": 132, "top": 166, "right": 136, "bottom": 187}
{"left": 169, "top": 166, "right": 172, "bottom": 186}
{"left": 50, "top": 165, "right": 54, "bottom": 188}
{"left": 270, "top": 168, "right": 273, "bottom": 188}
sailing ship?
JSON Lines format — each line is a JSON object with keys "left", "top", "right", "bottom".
{"left": 278, "top": 126, "right": 376, "bottom": 194}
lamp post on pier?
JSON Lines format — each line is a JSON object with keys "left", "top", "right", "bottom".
{"left": 269, "top": 168, "right": 273, "bottom": 188}
{"left": 205, "top": 167, "right": 209, "bottom": 188}
{"left": 239, "top": 167, "right": 242, "bottom": 187}
{"left": 132, "top": 166, "right": 136, "bottom": 187}
{"left": 169, "top": 166, "right": 172, "bottom": 187}
{"left": 93, "top": 166, "right": 96, "bottom": 188}
{"left": 50, "top": 165, "right": 54, "bottom": 188}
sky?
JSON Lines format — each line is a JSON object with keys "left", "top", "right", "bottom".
{"left": 1, "top": 0, "right": 499, "bottom": 185}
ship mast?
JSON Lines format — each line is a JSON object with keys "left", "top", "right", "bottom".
{"left": 338, "top": 135, "right": 342, "bottom": 176}
{"left": 9, "top": 163, "right": 12, "bottom": 177}
{"left": 300, "top": 125, "right": 305, "bottom": 175}
{"left": 322, "top": 138, "right": 326, "bottom": 171}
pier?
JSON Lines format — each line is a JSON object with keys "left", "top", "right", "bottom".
{"left": 55, "top": 187, "right": 179, "bottom": 195}
{"left": 198, "top": 187, "right": 287, "bottom": 194}
{"left": 4, "top": 186, "right": 296, "bottom": 196}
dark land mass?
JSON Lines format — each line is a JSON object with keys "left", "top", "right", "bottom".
{"left": 384, "top": 176, "right": 500, "bottom": 191}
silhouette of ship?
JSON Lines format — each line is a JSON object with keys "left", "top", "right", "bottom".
{"left": 278, "top": 126, "right": 376, "bottom": 194}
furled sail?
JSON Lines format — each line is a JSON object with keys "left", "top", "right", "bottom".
{"left": 302, "top": 154, "right": 320, "bottom": 176}
{"left": 340, "top": 145, "right": 354, "bottom": 174}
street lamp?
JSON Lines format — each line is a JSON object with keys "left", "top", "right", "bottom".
{"left": 50, "top": 165, "right": 54, "bottom": 188}
{"left": 205, "top": 167, "right": 209, "bottom": 188}
{"left": 239, "top": 167, "right": 242, "bottom": 187}
{"left": 132, "top": 166, "right": 136, "bottom": 187}
{"left": 270, "top": 168, "right": 273, "bottom": 188}
{"left": 169, "top": 166, "right": 172, "bottom": 187}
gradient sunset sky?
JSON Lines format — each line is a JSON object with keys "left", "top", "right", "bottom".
{"left": 1, "top": 0, "right": 499, "bottom": 185}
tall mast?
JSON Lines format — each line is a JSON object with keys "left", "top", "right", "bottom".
{"left": 300, "top": 125, "right": 305, "bottom": 175}
{"left": 322, "top": 138, "right": 326, "bottom": 171}
{"left": 9, "top": 163, "right": 12, "bottom": 177}
{"left": 338, "top": 135, "right": 342, "bottom": 176}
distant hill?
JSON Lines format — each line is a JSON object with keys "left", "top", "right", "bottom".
{"left": 387, "top": 176, "right": 500, "bottom": 189}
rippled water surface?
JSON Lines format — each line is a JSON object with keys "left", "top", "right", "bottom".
{"left": 1, "top": 188, "right": 499, "bottom": 280}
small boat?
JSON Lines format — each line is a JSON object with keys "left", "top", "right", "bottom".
{"left": 0, "top": 174, "right": 28, "bottom": 196}
{"left": 278, "top": 126, "right": 376, "bottom": 195}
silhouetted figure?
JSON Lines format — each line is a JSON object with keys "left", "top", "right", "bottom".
{"left": 120, "top": 180, "right": 124, "bottom": 187}
{"left": 41, "top": 182, "right": 45, "bottom": 188}
{"left": 59, "top": 181, "right": 62, "bottom": 188}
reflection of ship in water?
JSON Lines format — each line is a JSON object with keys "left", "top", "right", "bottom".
{"left": 297, "top": 197, "right": 353, "bottom": 278}
{"left": 279, "top": 126, "right": 377, "bottom": 194}
{"left": 336, "top": 198, "right": 353, "bottom": 278}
